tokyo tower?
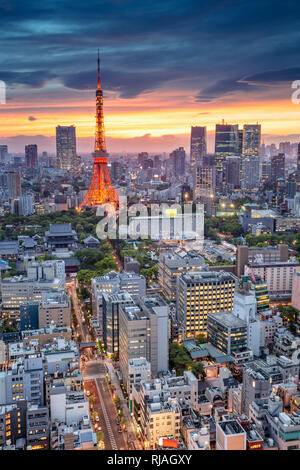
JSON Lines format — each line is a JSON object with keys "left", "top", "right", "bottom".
{"left": 79, "top": 51, "right": 118, "bottom": 211}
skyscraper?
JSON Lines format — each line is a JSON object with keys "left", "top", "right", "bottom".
{"left": 215, "top": 122, "right": 239, "bottom": 188}
{"left": 25, "top": 144, "right": 38, "bottom": 169}
{"left": 0, "top": 145, "right": 8, "bottom": 163}
{"left": 271, "top": 153, "right": 285, "bottom": 183}
{"left": 241, "top": 124, "right": 261, "bottom": 189}
{"left": 193, "top": 164, "right": 216, "bottom": 215}
{"left": 296, "top": 143, "right": 300, "bottom": 192}
{"left": 193, "top": 164, "right": 216, "bottom": 200}
{"left": 170, "top": 147, "right": 186, "bottom": 176}
{"left": 7, "top": 172, "right": 22, "bottom": 198}
{"left": 190, "top": 126, "right": 207, "bottom": 169}
{"left": 242, "top": 124, "right": 261, "bottom": 158}
{"left": 224, "top": 156, "right": 240, "bottom": 189}
{"left": 56, "top": 125, "right": 77, "bottom": 170}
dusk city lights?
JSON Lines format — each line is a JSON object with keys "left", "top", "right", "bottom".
{"left": 0, "top": 0, "right": 300, "bottom": 460}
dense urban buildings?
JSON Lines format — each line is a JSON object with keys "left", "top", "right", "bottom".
{"left": 1, "top": 20, "right": 300, "bottom": 454}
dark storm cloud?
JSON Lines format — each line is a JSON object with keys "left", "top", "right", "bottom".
{"left": 0, "top": 70, "right": 57, "bottom": 88}
{"left": 195, "top": 78, "right": 260, "bottom": 102}
{"left": 242, "top": 68, "right": 300, "bottom": 85}
{"left": 0, "top": 0, "right": 300, "bottom": 99}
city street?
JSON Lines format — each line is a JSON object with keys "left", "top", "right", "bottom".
{"left": 83, "top": 361, "right": 127, "bottom": 450}
{"left": 67, "top": 278, "right": 140, "bottom": 450}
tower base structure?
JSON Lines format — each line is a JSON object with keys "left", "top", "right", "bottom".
{"left": 79, "top": 152, "right": 118, "bottom": 211}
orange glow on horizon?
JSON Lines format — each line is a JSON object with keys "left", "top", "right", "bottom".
{"left": 1, "top": 84, "right": 300, "bottom": 142}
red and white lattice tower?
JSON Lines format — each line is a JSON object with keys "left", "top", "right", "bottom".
{"left": 79, "top": 51, "right": 118, "bottom": 211}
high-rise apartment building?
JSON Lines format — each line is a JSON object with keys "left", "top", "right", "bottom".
{"left": 56, "top": 125, "right": 77, "bottom": 170}
{"left": 7, "top": 172, "right": 22, "bottom": 198}
{"left": 190, "top": 126, "right": 207, "bottom": 169}
{"left": 176, "top": 270, "right": 238, "bottom": 337}
{"left": 25, "top": 144, "right": 38, "bottom": 169}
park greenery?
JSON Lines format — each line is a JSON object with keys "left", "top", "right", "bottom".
{"left": 278, "top": 306, "right": 299, "bottom": 334}
{"left": 169, "top": 342, "right": 205, "bottom": 379}
{"left": 75, "top": 246, "right": 118, "bottom": 287}
{"left": 204, "top": 214, "right": 243, "bottom": 241}
{"left": 0, "top": 208, "right": 103, "bottom": 242}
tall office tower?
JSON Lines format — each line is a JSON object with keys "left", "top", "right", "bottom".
{"left": 269, "top": 143, "right": 277, "bottom": 157}
{"left": 170, "top": 147, "right": 186, "bottom": 176}
{"left": 242, "top": 157, "right": 260, "bottom": 190}
{"left": 287, "top": 176, "right": 296, "bottom": 199}
{"left": 238, "top": 129, "right": 243, "bottom": 156}
{"left": 0, "top": 145, "right": 8, "bottom": 162}
{"left": 190, "top": 126, "right": 207, "bottom": 169}
{"left": 241, "top": 124, "right": 261, "bottom": 189}
{"left": 119, "top": 295, "right": 169, "bottom": 390}
{"left": 138, "top": 152, "right": 148, "bottom": 167}
{"left": 242, "top": 124, "right": 261, "bottom": 158}
{"left": 7, "top": 172, "right": 22, "bottom": 198}
{"left": 215, "top": 122, "right": 239, "bottom": 189}
{"left": 154, "top": 155, "right": 161, "bottom": 168}
{"left": 193, "top": 164, "right": 216, "bottom": 200}
{"left": 110, "top": 160, "right": 121, "bottom": 182}
{"left": 279, "top": 142, "right": 291, "bottom": 155}
{"left": 224, "top": 156, "right": 240, "bottom": 189}
{"left": 176, "top": 270, "right": 238, "bottom": 337}
{"left": 56, "top": 125, "right": 77, "bottom": 170}
{"left": 25, "top": 144, "right": 38, "bottom": 169}
{"left": 296, "top": 143, "right": 300, "bottom": 192}
{"left": 260, "top": 143, "right": 266, "bottom": 157}
{"left": 271, "top": 153, "right": 285, "bottom": 183}
{"left": 102, "top": 292, "right": 134, "bottom": 357}
{"left": 260, "top": 159, "right": 271, "bottom": 185}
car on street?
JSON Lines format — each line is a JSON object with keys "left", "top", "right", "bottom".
{"left": 117, "top": 426, "right": 122, "bottom": 433}
{"left": 86, "top": 390, "right": 90, "bottom": 397}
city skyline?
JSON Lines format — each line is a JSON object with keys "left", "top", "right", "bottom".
{"left": 1, "top": 0, "right": 300, "bottom": 153}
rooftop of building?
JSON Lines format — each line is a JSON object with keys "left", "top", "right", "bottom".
{"left": 218, "top": 419, "right": 245, "bottom": 435}
{"left": 207, "top": 312, "right": 247, "bottom": 329}
{"left": 147, "top": 397, "right": 180, "bottom": 414}
{"left": 45, "top": 223, "right": 77, "bottom": 236}
{"left": 181, "top": 270, "right": 237, "bottom": 284}
{"left": 128, "top": 357, "right": 150, "bottom": 367}
{"left": 121, "top": 294, "right": 167, "bottom": 321}
{"left": 40, "top": 290, "right": 69, "bottom": 306}
{"left": 21, "top": 325, "right": 71, "bottom": 339}
{"left": 182, "top": 338, "right": 233, "bottom": 363}
{"left": 159, "top": 249, "right": 206, "bottom": 266}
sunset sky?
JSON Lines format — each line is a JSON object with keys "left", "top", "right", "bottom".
{"left": 1, "top": 0, "right": 300, "bottom": 154}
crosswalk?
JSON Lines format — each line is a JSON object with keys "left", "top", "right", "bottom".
{"left": 95, "top": 379, "right": 118, "bottom": 450}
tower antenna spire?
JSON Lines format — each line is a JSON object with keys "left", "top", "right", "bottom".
{"left": 97, "top": 49, "right": 101, "bottom": 90}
